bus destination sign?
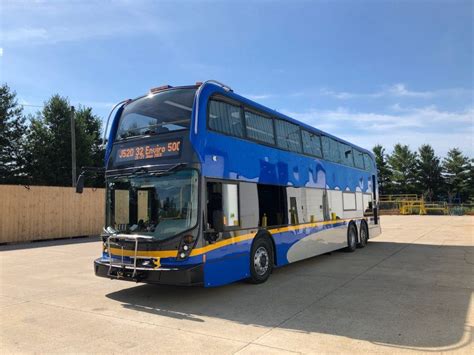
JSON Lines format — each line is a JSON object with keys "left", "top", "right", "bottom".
{"left": 116, "top": 140, "right": 182, "bottom": 162}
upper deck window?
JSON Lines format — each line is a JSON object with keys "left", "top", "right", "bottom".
{"left": 302, "top": 130, "right": 322, "bottom": 158}
{"left": 339, "top": 142, "right": 354, "bottom": 167}
{"left": 353, "top": 149, "right": 365, "bottom": 169}
{"left": 116, "top": 88, "right": 196, "bottom": 140}
{"left": 208, "top": 99, "right": 244, "bottom": 138}
{"left": 363, "top": 153, "right": 374, "bottom": 171}
{"left": 244, "top": 110, "right": 275, "bottom": 145}
{"left": 322, "top": 136, "right": 342, "bottom": 163}
{"left": 275, "top": 119, "right": 302, "bottom": 153}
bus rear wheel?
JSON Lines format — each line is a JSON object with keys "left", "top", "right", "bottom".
{"left": 346, "top": 223, "right": 357, "bottom": 252}
{"left": 358, "top": 222, "right": 368, "bottom": 248}
{"left": 248, "top": 237, "right": 274, "bottom": 284}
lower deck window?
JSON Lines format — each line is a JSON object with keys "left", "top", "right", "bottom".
{"left": 343, "top": 192, "right": 357, "bottom": 211}
{"left": 257, "top": 184, "right": 288, "bottom": 227}
{"left": 207, "top": 182, "right": 240, "bottom": 230}
{"left": 363, "top": 193, "right": 373, "bottom": 213}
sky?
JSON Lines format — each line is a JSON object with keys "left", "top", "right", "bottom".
{"left": 1, "top": 0, "right": 473, "bottom": 157}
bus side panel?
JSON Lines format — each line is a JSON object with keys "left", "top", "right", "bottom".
{"left": 285, "top": 223, "right": 348, "bottom": 264}
{"left": 203, "top": 239, "right": 253, "bottom": 287}
{"left": 272, "top": 221, "right": 349, "bottom": 265}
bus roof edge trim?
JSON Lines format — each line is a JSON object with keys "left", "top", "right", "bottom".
{"left": 194, "top": 80, "right": 233, "bottom": 134}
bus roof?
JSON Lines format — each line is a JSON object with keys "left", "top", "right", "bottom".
{"left": 200, "top": 81, "right": 375, "bottom": 159}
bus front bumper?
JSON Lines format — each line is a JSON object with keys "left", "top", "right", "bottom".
{"left": 94, "top": 258, "right": 204, "bottom": 286}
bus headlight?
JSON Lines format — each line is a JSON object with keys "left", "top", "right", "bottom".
{"left": 177, "top": 235, "right": 195, "bottom": 260}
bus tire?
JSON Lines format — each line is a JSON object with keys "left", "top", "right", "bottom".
{"left": 357, "top": 221, "right": 368, "bottom": 248}
{"left": 346, "top": 223, "right": 357, "bottom": 252}
{"left": 248, "top": 236, "right": 274, "bottom": 284}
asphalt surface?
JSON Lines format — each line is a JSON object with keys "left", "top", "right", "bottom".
{"left": 1, "top": 216, "right": 473, "bottom": 354}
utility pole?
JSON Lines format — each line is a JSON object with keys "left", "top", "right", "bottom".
{"left": 71, "top": 106, "right": 77, "bottom": 187}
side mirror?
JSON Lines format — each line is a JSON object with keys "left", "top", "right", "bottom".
{"left": 76, "top": 174, "right": 85, "bottom": 194}
{"left": 204, "top": 230, "right": 219, "bottom": 243}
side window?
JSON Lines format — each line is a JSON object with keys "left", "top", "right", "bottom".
{"left": 321, "top": 136, "right": 342, "bottom": 163}
{"left": 321, "top": 136, "right": 331, "bottom": 160}
{"left": 340, "top": 143, "right": 354, "bottom": 167}
{"left": 257, "top": 183, "right": 287, "bottom": 227}
{"left": 304, "top": 188, "right": 325, "bottom": 222}
{"left": 275, "top": 119, "right": 302, "bottom": 153}
{"left": 363, "top": 193, "right": 373, "bottom": 214}
{"left": 302, "top": 131, "right": 323, "bottom": 157}
{"left": 328, "top": 190, "right": 343, "bottom": 219}
{"left": 287, "top": 187, "right": 302, "bottom": 224}
{"left": 363, "top": 153, "right": 374, "bottom": 171}
{"left": 244, "top": 110, "right": 275, "bottom": 144}
{"left": 206, "top": 181, "right": 240, "bottom": 230}
{"left": 354, "top": 149, "right": 365, "bottom": 169}
{"left": 208, "top": 99, "right": 243, "bottom": 137}
{"left": 343, "top": 192, "right": 356, "bottom": 210}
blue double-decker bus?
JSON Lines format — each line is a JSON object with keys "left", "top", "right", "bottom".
{"left": 84, "top": 80, "right": 381, "bottom": 287}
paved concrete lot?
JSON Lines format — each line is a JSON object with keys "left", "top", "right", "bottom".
{"left": 1, "top": 216, "right": 473, "bottom": 354}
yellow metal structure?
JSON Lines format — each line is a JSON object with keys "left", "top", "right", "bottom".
{"left": 380, "top": 194, "right": 448, "bottom": 215}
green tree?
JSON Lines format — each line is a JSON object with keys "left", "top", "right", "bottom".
{"left": 372, "top": 144, "right": 392, "bottom": 195}
{"left": 25, "top": 95, "right": 73, "bottom": 185}
{"left": 74, "top": 106, "right": 105, "bottom": 187}
{"left": 443, "top": 148, "right": 470, "bottom": 202}
{"left": 0, "top": 84, "right": 28, "bottom": 184}
{"left": 387, "top": 144, "right": 418, "bottom": 194}
{"left": 25, "top": 95, "right": 104, "bottom": 187}
{"left": 416, "top": 144, "right": 443, "bottom": 201}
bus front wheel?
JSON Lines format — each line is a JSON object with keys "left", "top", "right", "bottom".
{"left": 248, "top": 237, "right": 274, "bottom": 284}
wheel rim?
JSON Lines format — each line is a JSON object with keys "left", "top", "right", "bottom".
{"left": 254, "top": 246, "right": 269, "bottom": 276}
{"left": 349, "top": 228, "right": 357, "bottom": 248}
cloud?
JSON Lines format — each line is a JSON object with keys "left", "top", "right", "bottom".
{"left": 319, "top": 89, "right": 356, "bottom": 99}
{"left": 318, "top": 83, "right": 471, "bottom": 100}
{"left": 281, "top": 105, "right": 474, "bottom": 156}
{"left": 386, "top": 83, "right": 434, "bottom": 98}
{"left": 1, "top": 1, "right": 177, "bottom": 45}
{"left": 2, "top": 28, "right": 49, "bottom": 42}
{"left": 243, "top": 94, "right": 274, "bottom": 100}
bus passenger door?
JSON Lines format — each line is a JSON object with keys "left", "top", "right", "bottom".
{"left": 204, "top": 180, "right": 250, "bottom": 287}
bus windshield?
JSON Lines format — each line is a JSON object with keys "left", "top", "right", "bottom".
{"left": 106, "top": 169, "right": 199, "bottom": 240}
{"left": 116, "top": 88, "right": 196, "bottom": 140}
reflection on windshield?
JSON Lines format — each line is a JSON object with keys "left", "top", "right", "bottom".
{"left": 106, "top": 169, "right": 198, "bottom": 240}
{"left": 116, "top": 89, "right": 196, "bottom": 140}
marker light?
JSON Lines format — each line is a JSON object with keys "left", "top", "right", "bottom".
{"left": 183, "top": 235, "right": 194, "bottom": 244}
{"left": 183, "top": 245, "right": 189, "bottom": 251}
{"left": 150, "top": 85, "right": 173, "bottom": 94}
{"left": 180, "top": 252, "right": 186, "bottom": 258}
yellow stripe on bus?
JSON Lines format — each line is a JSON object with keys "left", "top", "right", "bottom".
{"left": 108, "top": 218, "right": 358, "bottom": 259}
